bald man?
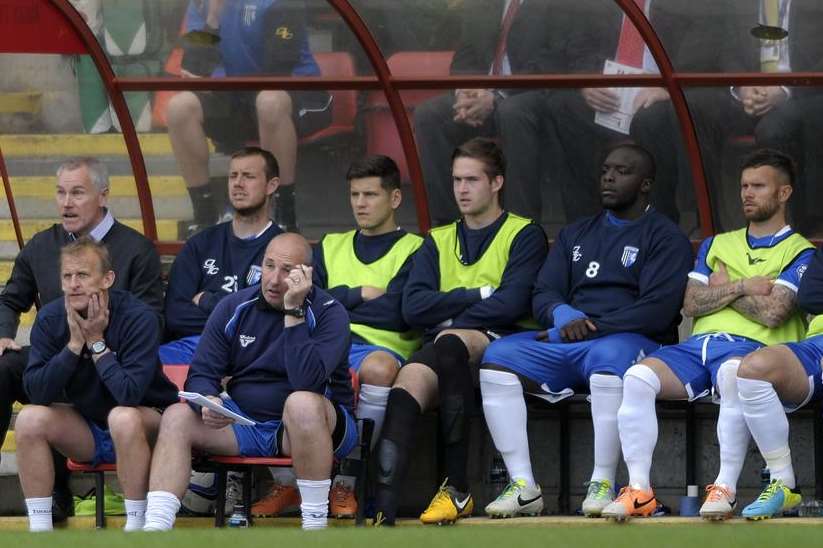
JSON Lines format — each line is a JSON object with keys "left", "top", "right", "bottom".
{"left": 142, "top": 233, "right": 356, "bottom": 531}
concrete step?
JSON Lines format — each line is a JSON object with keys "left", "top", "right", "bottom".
{"left": 1, "top": 175, "right": 188, "bottom": 199}
{"left": 0, "top": 133, "right": 205, "bottom": 157}
{"left": 0, "top": 218, "right": 178, "bottom": 242}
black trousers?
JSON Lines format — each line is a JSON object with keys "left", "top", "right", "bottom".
{"left": 0, "top": 346, "right": 29, "bottom": 446}
{"left": 414, "top": 90, "right": 550, "bottom": 225}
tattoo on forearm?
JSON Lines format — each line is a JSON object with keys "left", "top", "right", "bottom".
{"left": 683, "top": 279, "right": 742, "bottom": 317}
{"left": 731, "top": 285, "right": 796, "bottom": 328}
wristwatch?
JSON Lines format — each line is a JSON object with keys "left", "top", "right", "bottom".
{"left": 89, "top": 340, "right": 108, "bottom": 355}
{"left": 282, "top": 306, "right": 305, "bottom": 319}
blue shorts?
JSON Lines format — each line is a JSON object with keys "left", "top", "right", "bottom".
{"left": 348, "top": 343, "right": 403, "bottom": 373}
{"left": 159, "top": 335, "right": 201, "bottom": 365}
{"left": 222, "top": 398, "right": 358, "bottom": 459}
{"left": 83, "top": 419, "right": 116, "bottom": 467}
{"left": 647, "top": 334, "right": 763, "bottom": 400}
{"left": 482, "top": 331, "right": 660, "bottom": 399}
{"left": 783, "top": 335, "right": 823, "bottom": 412}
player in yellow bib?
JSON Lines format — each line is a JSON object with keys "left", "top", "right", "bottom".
{"left": 602, "top": 149, "right": 814, "bottom": 520}
{"left": 730, "top": 244, "right": 823, "bottom": 519}
{"left": 372, "top": 138, "right": 547, "bottom": 525}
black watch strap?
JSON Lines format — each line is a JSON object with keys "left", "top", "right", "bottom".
{"left": 283, "top": 306, "right": 305, "bottom": 318}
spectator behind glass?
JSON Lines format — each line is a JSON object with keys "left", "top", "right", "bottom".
{"left": 414, "top": 0, "right": 569, "bottom": 227}
{"left": 167, "top": 0, "right": 332, "bottom": 234}
{"left": 0, "top": 157, "right": 163, "bottom": 523}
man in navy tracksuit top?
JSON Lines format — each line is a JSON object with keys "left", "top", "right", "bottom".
{"left": 143, "top": 233, "right": 356, "bottom": 531}
{"left": 16, "top": 238, "right": 178, "bottom": 532}
{"left": 373, "top": 138, "right": 548, "bottom": 525}
{"left": 480, "top": 144, "right": 693, "bottom": 518}
{"left": 160, "top": 147, "right": 283, "bottom": 365}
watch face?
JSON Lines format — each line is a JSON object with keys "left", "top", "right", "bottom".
{"left": 91, "top": 341, "right": 107, "bottom": 354}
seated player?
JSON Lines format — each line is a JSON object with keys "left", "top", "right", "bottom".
{"left": 480, "top": 144, "right": 693, "bottom": 518}
{"left": 161, "top": 146, "right": 282, "bottom": 365}
{"left": 169, "top": 0, "right": 332, "bottom": 232}
{"left": 16, "top": 238, "right": 178, "bottom": 532}
{"left": 0, "top": 157, "right": 163, "bottom": 522}
{"left": 373, "top": 138, "right": 547, "bottom": 525}
{"left": 601, "top": 149, "right": 814, "bottom": 520}
{"left": 731, "top": 244, "right": 823, "bottom": 520}
{"left": 142, "top": 233, "right": 356, "bottom": 531}
{"left": 252, "top": 156, "right": 423, "bottom": 518}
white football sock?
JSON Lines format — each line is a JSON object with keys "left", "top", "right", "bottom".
{"left": 25, "top": 496, "right": 52, "bottom": 532}
{"left": 713, "top": 360, "right": 747, "bottom": 493}
{"left": 357, "top": 384, "right": 391, "bottom": 451}
{"left": 589, "top": 373, "right": 623, "bottom": 486}
{"left": 617, "top": 364, "right": 661, "bottom": 490}
{"left": 143, "top": 490, "right": 180, "bottom": 531}
{"left": 124, "top": 499, "right": 147, "bottom": 532}
{"left": 297, "top": 478, "right": 330, "bottom": 530}
{"left": 480, "top": 369, "right": 535, "bottom": 487}
{"left": 739, "top": 376, "right": 795, "bottom": 489}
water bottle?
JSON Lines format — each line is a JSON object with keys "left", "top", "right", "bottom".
{"left": 487, "top": 452, "right": 509, "bottom": 496}
{"left": 227, "top": 503, "right": 249, "bottom": 528}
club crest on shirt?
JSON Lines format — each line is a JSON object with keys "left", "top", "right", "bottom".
{"left": 572, "top": 246, "right": 583, "bottom": 262}
{"left": 797, "top": 263, "right": 808, "bottom": 280}
{"left": 203, "top": 258, "right": 219, "bottom": 275}
{"left": 242, "top": 4, "right": 257, "bottom": 26}
{"left": 239, "top": 334, "right": 256, "bottom": 348}
{"left": 621, "top": 246, "right": 639, "bottom": 268}
{"left": 246, "top": 265, "right": 262, "bottom": 286}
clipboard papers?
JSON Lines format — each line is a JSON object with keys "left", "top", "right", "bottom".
{"left": 178, "top": 391, "right": 256, "bottom": 426}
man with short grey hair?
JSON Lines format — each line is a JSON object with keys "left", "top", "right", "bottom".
{"left": 0, "top": 157, "right": 163, "bottom": 521}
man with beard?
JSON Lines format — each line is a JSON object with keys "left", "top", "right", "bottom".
{"left": 479, "top": 144, "right": 692, "bottom": 518}
{"left": 160, "top": 147, "right": 283, "bottom": 365}
{"left": 601, "top": 149, "right": 814, "bottom": 520}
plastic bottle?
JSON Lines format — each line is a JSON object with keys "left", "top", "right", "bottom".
{"left": 227, "top": 503, "right": 249, "bottom": 528}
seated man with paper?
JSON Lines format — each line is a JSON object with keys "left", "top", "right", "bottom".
{"left": 142, "top": 233, "right": 356, "bottom": 531}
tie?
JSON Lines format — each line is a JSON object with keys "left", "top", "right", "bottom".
{"left": 761, "top": 0, "right": 780, "bottom": 72}
{"left": 615, "top": 0, "right": 647, "bottom": 68}
{"left": 491, "top": 0, "right": 521, "bottom": 75}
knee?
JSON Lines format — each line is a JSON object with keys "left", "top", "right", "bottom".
{"left": 14, "top": 405, "right": 53, "bottom": 443}
{"left": 167, "top": 92, "right": 202, "bottom": 127}
{"left": 282, "top": 391, "right": 327, "bottom": 432}
{"left": 738, "top": 352, "right": 775, "bottom": 382}
{"left": 358, "top": 353, "right": 399, "bottom": 387}
{"left": 107, "top": 406, "right": 144, "bottom": 440}
{"left": 256, "top": 90, "right": 293, "bottom": 121}
{"left": 715, "top": 359, "right": 741, "bottom": 398}
{"left": 623, "top": 363, "right": 661, "bottom": 393}
{"left": 158, "top": 402, "right": 197, "bottom": 437}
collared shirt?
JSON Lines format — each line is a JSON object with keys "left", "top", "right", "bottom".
{"left": 70, "top": 208, "right": 114, "bottom": 242}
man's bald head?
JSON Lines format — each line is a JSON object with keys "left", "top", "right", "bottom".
{"left": 260, "top": 233, "right": 313, "bottom": 308}
{"left": 266, "top": 232, "right": 312, "bottom": 265}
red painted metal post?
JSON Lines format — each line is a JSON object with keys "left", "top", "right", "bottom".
{"left": 612, "top": 0, "right": 715, "bottom": 236}
{"left": 49, "top": 0, "right": 158, "bottom": 242}
{"left": 324, "top": 0, "right": 431, "bottom": 233}
{"left": 0, "top": 147, "right": 25, "bottom": 251}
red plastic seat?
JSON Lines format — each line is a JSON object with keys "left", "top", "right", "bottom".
{"left": 364, "top": 51, "right": 455, "bottom": 182}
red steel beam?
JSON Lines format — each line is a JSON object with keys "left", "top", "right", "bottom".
{"left": 613, "top": 0, "right": 714, "bottom": 236}
{"left": 0, "top": 147, "right": 24, "bottom": 251}
{"left": 49, "top": 0, "right": 158, "bottom": 242}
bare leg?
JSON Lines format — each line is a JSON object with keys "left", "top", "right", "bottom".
{"left": 147, "top": 402, "right": 239, "bottom": 499}
{"left": 107, "top": 406, "right": 163, "bottom": 500}
{"left": 280, "top": 391, "right": 337, "bottom": 479}
{"left": 358, "top": 351, "right": 399, "bottom": 387}
{"left": 256, "top": 91, "right": 297, "bottom": 186}
{"left": 15, "top": 404, "right": 95, "bottom": 498}
{"left": 167, "top": 91, "right": 209, "bottom": 189}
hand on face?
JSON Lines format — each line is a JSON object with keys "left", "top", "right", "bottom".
{"left": 77, "top": 292, "right": 109, "bottom": 344}
{"left": 65, "top": 296, "right": 86, "bottom": 355}
{"left": 283, "top": 264, "right": 313, "bottom": 309}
